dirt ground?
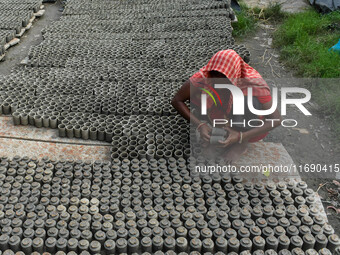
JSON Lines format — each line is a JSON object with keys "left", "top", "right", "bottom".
{"left": 236, "top": 23, "right": 340, "bottom": 233}
{"left": 245, "top": 0, "right": 311, "bottom": 13}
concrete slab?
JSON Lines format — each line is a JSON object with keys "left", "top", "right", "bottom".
{"left": 0, "top": 116, "right": 108, "bottom": 146}
{"left": 244, "top": 0, "right": 311, "bottom": 13}
{"left": 198, "top": 141, "right": 298, "bottom": 178}
{"left": 235, "top": 142, "right": 299, "bottom": 178}
{"left": 238, "top": 141, "right": 295, "bottom": 165}
{"left": 0, "top": 137, "right": 110, "bottom": 161}
{"left": 0, "top": 116, "right": 110, "bottom": 161}
{"left": 198, "top": 141, "right": 300, "bottom": 181}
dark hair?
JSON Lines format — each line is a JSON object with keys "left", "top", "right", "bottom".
{"left": 209, "top": 70, "right": 226, "bottom": 78}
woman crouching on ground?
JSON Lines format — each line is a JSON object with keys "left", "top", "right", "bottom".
{"left": 171, "top": 49, "right": 282, "bottom": 163}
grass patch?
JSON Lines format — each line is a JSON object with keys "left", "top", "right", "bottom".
{"left": 232, "top": 3, "right": 287, "bottom": 38}
{"left": 233, "top": 4, "right": 340, "bottom": 136}
{"left": 232, "top": 4, "right": 257, "bottom": 38}
{"left": 273, "top": 10, "right": 340, "bottom": 78}
{"left": 252, "top": 3, "right": 287, "bottom": 22}
{"left": 273, "top": 10, "right": 340, "bottom": 137}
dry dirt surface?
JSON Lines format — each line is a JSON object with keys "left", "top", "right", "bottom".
{"left": 236, "top": 23, "right": 340, "bottom": 233}
{"left": 245, "top": 0, "right": 311, "bottom": 13}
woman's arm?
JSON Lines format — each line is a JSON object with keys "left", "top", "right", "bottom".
{"left": 171, "top": 80, "right": 211, "bottom": 142}
{"left": 219, "top": 99, "right": 282, "bottom": 147}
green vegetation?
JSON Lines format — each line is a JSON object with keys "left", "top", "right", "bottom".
{"left": 233, "top": 4, "right": 340, "bottom": 136}
{"left": 273, "top": 10, "right": 340, "bottom": 78}
{"left": 232, "top": 4, "right": 257, "bottom": 38}
{"left": 232, "top": 3, "right": 286, "bottom": 38}
{"left": 252, "top": 3, "right": 287, "bottom": 22}
{"left": 273, "top": 10, "right": 340, "bottom": 136}
{"left": 233, "top": 4, "right": 340, "bottom": 78}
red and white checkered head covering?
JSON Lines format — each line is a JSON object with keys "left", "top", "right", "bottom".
{"left": 190, "top": 49, "right": 271, "bottom": 115}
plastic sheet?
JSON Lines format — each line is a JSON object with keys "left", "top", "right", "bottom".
{"left": 309, "top": 0, "right": 340, "bottom": 13}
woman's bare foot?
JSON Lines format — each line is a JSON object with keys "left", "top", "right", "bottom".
{"left": 223, "top": 142, "right": 248, "bottom": 164}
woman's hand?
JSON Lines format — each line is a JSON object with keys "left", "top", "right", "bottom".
{"left": 218, "top": 127, "right": 240, "bottom": 148}
{"left": 198, "top": 124, "right": 211, "bottom": 143}
{"left": 171, "top": 80, "right": 203, "bottom": 128}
